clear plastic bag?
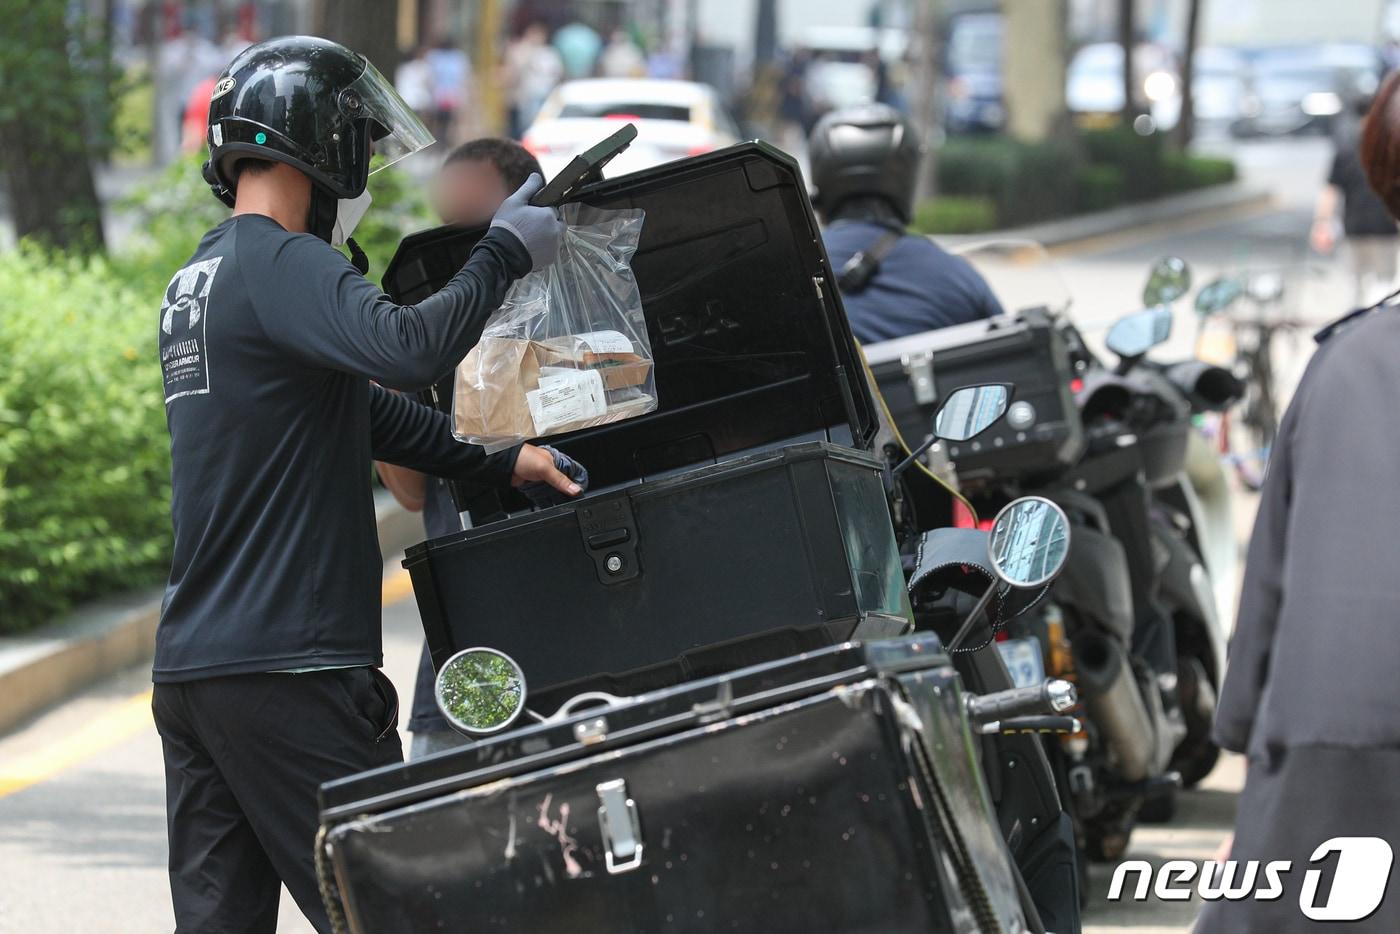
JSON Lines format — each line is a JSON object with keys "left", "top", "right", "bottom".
{"left": 453, "top": 203, "right": 653, "bottom": 453}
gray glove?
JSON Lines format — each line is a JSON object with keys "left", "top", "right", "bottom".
{"left": 489, "top": 173, "right": 565, "bottom": 272}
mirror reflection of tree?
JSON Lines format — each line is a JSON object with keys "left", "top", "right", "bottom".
{"left": 438, "top": 651, "right": 524, "bottom": 731}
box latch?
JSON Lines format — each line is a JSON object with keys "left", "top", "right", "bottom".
{"left": 577, "top": 494, "right": 641, "bottom": 585}
{"left": 596, "top": 779, "right": 644, "bottom": 874}
{"left": 902, "top": 351, "right": 938, "bottom": 406}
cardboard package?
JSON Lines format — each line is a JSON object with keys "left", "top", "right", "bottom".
{"left": 454, "top": 335, "right": 654, "bottom": 450}
{"left": 539, "top": 330, "right": 653, "bottom": 391}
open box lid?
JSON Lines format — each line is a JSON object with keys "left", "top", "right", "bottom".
{"left": 382, "top": 140, "right": 877, "bottom": 493}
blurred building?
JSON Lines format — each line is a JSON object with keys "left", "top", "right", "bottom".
{"left": 1070, "top": 0, "right": 1391, "bottom": 48}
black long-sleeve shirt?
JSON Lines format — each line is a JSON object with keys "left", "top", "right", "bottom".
{"left": 154, "top": 214, "right": 530, "bottom": 682}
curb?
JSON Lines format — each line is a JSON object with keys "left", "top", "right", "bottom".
{"left": 935, "top": 182, "right": 1275, "bottom": 251}
{"left": 0, "top": 492, "right": 424, "bottom": 736}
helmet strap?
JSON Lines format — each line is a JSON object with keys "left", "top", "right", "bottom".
{"left": 307, "top": 184, "right": 338, "bottom": 243}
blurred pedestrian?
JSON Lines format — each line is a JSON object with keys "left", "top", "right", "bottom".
{"left": 504, "top": 23, "right": 563, "bottom": 139}
{"left": 553, "top": 20, "right": 602, "bottom": 80}
{"left": 394, "top": 47, "right": 434, "bottom": 125}
{"left": 777, "top": 47, "right": 813, "bottom": 156}
{"left": 376, "top": 138, "right": 548, "bottom": 759}
{"left": 599, "top": 29, "right": 646, "bottom": 78}
{"left": 1197, "top": 70, "right": 1400, "bottom": 934}
{"left": 426, "top": 39, "right": 471, "bottom": 145}
{"left": 1311, "top": 94, "right": 1398, "bottom": 307}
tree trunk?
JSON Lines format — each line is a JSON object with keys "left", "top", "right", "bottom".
{"left": 1174, "top": 0, "right": 1203, "bottom": 148}
{"left": 909, "top": 0, "right": 942, "bottom": 204}
{"left": 1118, "top": 0, "right": 1138, "bottom": 124}
{"left": 1004, "top": 0, "right": 1069, "bottom": 143}
{"left": 315, "top": 0, "right": 403, "bottom": 77}
{"left": 0, "top": 0, "right": 106, "bottom": 250}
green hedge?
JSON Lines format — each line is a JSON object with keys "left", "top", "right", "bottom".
{"left": 917, "top": 125, "right": 1238, "bottom": 234}
{"left": 0, "top": 247, "right": 172, "bottom": 632}
{"left": 1, "top": 155, "right": 431, "bottom": 634}
{"left": 935, "top": 138, "right": 1078, "bottom": 229}
{"left": 910, "top": 195, "right": 998, "bottom": 235}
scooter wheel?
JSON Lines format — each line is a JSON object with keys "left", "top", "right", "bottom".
{"left": 1138, "top": 787, "right": 1178, "bottom": 824}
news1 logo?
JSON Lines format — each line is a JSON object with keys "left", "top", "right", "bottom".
{"left": 1107, "top": 837, "right": 1394, "bottom": 921}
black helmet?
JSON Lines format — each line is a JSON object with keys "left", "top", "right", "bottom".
{"left": 808, "top": 104, "right": 922, "bottom": 224}
{"left": 202, "top": 35, "right": 434, "bottom": 208}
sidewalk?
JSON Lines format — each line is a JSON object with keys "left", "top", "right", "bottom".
{"left": 0, "top": 491, "right": 423, "bottom": 737}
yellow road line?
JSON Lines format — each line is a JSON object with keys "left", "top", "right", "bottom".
{"left": 0, "top": 567, "right": 419, "bottom": 800}
{"left": 381, "top": 568, "right": 415, "bottom": 606}
{"left": 0, "top": 690, "right": 154, "bottom": 799}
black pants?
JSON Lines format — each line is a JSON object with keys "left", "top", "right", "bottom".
{"left": 152, "top": 668, "right": 403, "bottom": 934}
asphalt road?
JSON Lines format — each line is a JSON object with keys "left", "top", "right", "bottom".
{"left": 0, "top": 135, "right": 1358, "bottom": 933}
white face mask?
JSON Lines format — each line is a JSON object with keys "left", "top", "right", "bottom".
{"left": 330, "top": 188, "right": 373, "bottom": 247}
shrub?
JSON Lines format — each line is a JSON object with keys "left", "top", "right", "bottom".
{"left": 1162, "top": 152, "right": 1237, "bottom": 192}
{"left": 0, "top": 247, "right": 172, "bottom": 632}
{"left": 1080, "top": 126, "right": 1166, "bottom": 202}
{"left": 936, "top": 137, "right": 1077, "bottom": 228}
{"left": 910, "top": 195, "right": 998, "bottom": 234}
{"left": 1076, "top": 164, "right": 1127, "bottom": 213}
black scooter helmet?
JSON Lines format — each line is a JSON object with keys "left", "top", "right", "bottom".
{"left": 808, "top": 103, "right": 922, "bottom": 224}
{"left": 202, "top": 35, "right": 434, "bottom": 207}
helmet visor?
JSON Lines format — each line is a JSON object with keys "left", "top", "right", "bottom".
{"left": 344, "top": 59, "right": 436, "bottom": 172}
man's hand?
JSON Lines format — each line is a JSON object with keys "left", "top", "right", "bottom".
{"left": 511, "top": 443, "right": 583, "bottom": 497}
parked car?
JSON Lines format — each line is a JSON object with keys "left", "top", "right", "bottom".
{"left": 1234, "top": 43, "right": 1383, "bottom": 137}
{"left": 797, "top": 25, "right": 909, "bottom": 116}
{"left": 1067, "top": 41, "right": 1181, "bottom": 131}
{"left": 945, "top": 12, "right": 1005, "bottom": 133}
{"left": 521, "top": 78, "right": 743, "bottom": 179}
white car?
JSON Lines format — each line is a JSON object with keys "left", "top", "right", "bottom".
{"left": 522, "top": 79, "right": 743, "bottom": 180}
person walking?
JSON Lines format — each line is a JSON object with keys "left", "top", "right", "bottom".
{"left": 155, "top": 37, "right": 573, "bottom": 932}
{"left": 1198, "top": 72, "right": 1400, "bottom": 933}
{"left": 1311, "top": 95, "right": 1399, "bottom": 308}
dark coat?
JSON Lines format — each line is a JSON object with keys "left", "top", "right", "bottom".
{"left": 1214, "top": 307, "right": 1400, "bottom": 756}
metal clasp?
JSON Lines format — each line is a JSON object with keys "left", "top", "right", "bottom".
{"left": 596, "top": 779, "right": 644, "bottom": 874}
{"left": 902, "top": 351, "right": 937, "bottom": 405}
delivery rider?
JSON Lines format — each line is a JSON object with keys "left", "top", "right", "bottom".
{"left": 152, "top": 36, "right": 574, "bottom": 933}
{"left": 809, "top": 104, "right": 1005, "bottom": 342}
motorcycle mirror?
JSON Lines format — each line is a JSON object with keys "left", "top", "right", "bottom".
{"left": 1194, "top": 276, "right": 1243, "bottom": 316}
{"left": 435, "top": 647, "right": 528, "bottom": 736}
{"left": 1105, "top": 306, "right": 1173, "bottom": 359}
{"left": 988, "top": 496, "right": 1071, "bottom": 589}
{"left": 890, "top": 383, "right": 1012, "bottom": 481}
{"left": 1247, "top": 271, "right": 1284, "bottom": 304}
{"left": 1142, "top": 255, "right": 1192, "bottom": 307}
{"left": 933, "top": 383, "right": 1012, "bottom": 442}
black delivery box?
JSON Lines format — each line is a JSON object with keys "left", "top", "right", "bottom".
{"left": 318, "top": 635, "right": 1027, "bottom": 933}
{"left": 862, "top": 308, "right": 1085, "bottom": 490}
{"left": 384, "top": 143, "right": 910, "bottom": 712}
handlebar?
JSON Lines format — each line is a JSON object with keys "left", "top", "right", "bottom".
{"left": 966, "top": 678, "right": 1076, "bottom": 726}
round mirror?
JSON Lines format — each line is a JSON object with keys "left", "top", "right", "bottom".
{"left": 1142, "top": 256, "right": 1192, "bottom": 307}
{"left": 1194, "top": 277, "right": 1242, "bottom": 316}
{"left": 934, "top": 383, "right": 1011, "bottom": 442}
{"left": 988, "top": 496, "right": 1071, "bottom": 589}
{"left": 1104, "top": 306, "right": 1173, "bottom": 359}
{"left": 1247, "top": 271, "right": 1284, "bottom": 304}
{"left": 435, "top": 647, "right": 528, "bottom": 736}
